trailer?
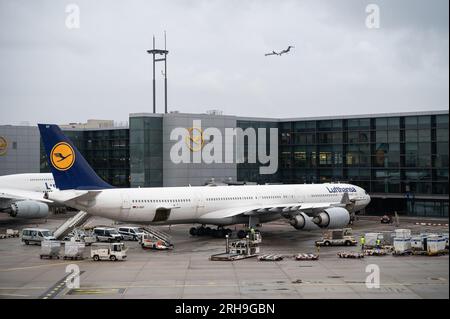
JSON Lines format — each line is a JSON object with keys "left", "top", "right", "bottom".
{"left": 316, "top": 228, "right": 357, "bottom": 246}
{"left": 63, "top": 242, "right": 85, "bottom": 260}
{"left": 337, "top": 251, "right": 364, "bottom": 259}
{"left": 295, "top": 253, "right": 319, "bottom": 261}
{"left": 40, "top": 241, "right": 61, "bottom": 259}
{"left": 258, "top": 254, "right": 283, "bottom": 261}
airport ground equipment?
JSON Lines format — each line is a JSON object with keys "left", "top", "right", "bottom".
{"left": 53, "top": 211, "right": 91, "bottom": 240}
{"left": 380, "top": 215, "right": 393, "bottom": 224}
{"left": 22, "top": 228, "right": 56, "bottom": 245}
{"left": 315, "top": 228, "right": 356, "bottom": 246}
{"left": 337, "top": 251, "right": 364, "bottom": 258}
{"left": 427, "top": 235, "right": 447, "bottom": 256}
{"left": 90, "top": 242, "right": 127, "bottom": 261}
{"left": 40, "top": 241, "right": 61, "bottom": 259}
{"left": 363, "top": 249, "right": 389, "bottom": 256}
{"left": 0, "top": 229, "right": 19, "bottom": 239}
{"left": 63, "top": 228, "right": 97, "bottom": 246}
{"left": 140, "top": 232, "right": 172, "bottom": 250}
{"left": 93, "top": 227, "right": 123, "bottom": 242}
{"left": 295, "top": 253, "right": 319, "bottom": 261}
{"left": 258, "top": 254, "right": 283, "bottom": 261}
{"left": 394, "top": 228, "right": 412, "bottom": 238}
{"left": 210, "top": 234, "right": 261, "bottom": 261}
{"left": 62, "top": 241, "right": 85, "bottom": 260}
{"left": 118, "top": 226, "right": 146, "bottom": 241}
{"left": 140, "top": 226, "right": 173, "bottom": 248}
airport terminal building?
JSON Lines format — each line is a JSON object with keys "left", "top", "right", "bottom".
{"left": 0, "top": 110, "right": 448, "bottom": 217}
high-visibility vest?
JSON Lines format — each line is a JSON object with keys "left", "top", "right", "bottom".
{"left": 360, "top": 237, "right": 365, "bottom": 244}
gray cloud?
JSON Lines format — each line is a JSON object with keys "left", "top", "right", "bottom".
{"left": 0, "top": 0, "right": 448, "bottom": 125}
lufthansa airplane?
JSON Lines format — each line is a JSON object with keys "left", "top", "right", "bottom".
{"left": 38, "top": 124, "right": 371, "bottom": 238}
{"left": 0, "top": 173, "right": 56, "bottom": 219}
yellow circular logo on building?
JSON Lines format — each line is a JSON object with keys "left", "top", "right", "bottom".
{"left": 50, "top": 142, "right": 75, "bottom": 171}
{"left": 185, "top": 127, "right": 205, "bottom": 152}
{"left": 0, "top": 136, "right": 7, "bottom": 156}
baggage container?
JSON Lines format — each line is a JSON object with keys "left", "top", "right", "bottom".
{"left": 411, "top": 236, "right": 423, "bottom": 250}
{"left": 380, "top": 231, "right": 395, "bottom": 245}
{"left": 63, "top": 242, "right": 85, "bottom": 259}
{"left": 364, "top": 233, "right": 383, "bottom": 247}
{"left": 393, "top": 237, "right": 411, "bottom": 254}
{"left": 40, "top": 241, "right": 61, "bottom": 259}
{"left": 394, "top": 229, "right": 411, "bottom": 239}
{"left": 427, "top": 235, "right": 446, "bottom": 255}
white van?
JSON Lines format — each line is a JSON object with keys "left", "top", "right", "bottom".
{"left": 118, "top": 226, "right": 145, "bottom": 241}
{"left": 22, "top": 228, "right": 56, "bottom": 245}
{"left": 93, "top": 227, "right": 123, "bottom": 242}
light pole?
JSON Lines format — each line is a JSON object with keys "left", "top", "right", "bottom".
{"left": 147, "top": 32, "right": 169, "bottom": 113}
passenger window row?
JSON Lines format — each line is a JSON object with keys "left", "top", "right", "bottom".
{"left": 132, "top": 199, "right": 191, "bottom": 203}
{"left": 206, "top": 196, "right": 253, "bottom": 201}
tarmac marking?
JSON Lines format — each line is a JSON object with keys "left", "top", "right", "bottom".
{"left": 38, "top": 270, "right": 85, "bottom": 299}
{"left": 64, "top": 282, "right": 448, "bottom": 290}
{"left": 0, "top": 293, "right": 29, "bottom": 297}
{"left": 67, "top": 288, "right": 124, "bottom": 295}
{"left": 0, "top": 287, "right": 47, "bottom": 290}
{"left": 0, "top": 261, "right": 85, "bottom": 272}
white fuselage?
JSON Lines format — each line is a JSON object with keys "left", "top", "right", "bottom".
{"left": 56, "top": 183, "right": 370, "bottom": 226}
{"left": 0, "top": 173, "right": 56, "bottom": 193}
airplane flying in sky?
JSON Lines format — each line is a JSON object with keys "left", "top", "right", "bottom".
{"left": 0, "top": 173, "right": 56, "bottom": 219}
{"left": 38, "top": 124, "right": 370, "bottom": 238}
{"left": 265, "top": 46, "right": 295, "bottom": 56}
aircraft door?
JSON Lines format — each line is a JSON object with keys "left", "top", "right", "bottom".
{"left": 195, "top": 192, "right": 206, "bottom": 217}
{"left": 121, "top": 193, "right": 131, "bottom": 209}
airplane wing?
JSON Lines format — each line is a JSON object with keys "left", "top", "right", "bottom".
{"left": 199, "top": 202, "right": 340, "bottom": 221}
{"left": 0, "top": 188, "right": 53, "bottom": 203}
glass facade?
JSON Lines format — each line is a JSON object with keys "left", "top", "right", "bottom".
{"left": 129, "top": 116, "right": 163, "bottom": 187}
{"left": 236, "top": 120, "right": 279, "bottom": 184}
{"left": 237, "top": 113, "right": 449, "bottom": 217}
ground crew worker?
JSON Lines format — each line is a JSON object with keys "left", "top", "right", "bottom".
{"left": 360, "top": 236, "right": 365, "bottom": 251}
{"left": 250, "top": 228, "right": 256, "bottom": 241}
{"left": 376, "top": 238, "right": 381, "bottom": 249}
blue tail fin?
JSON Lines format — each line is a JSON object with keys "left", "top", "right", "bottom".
{"left": 38, "top": 124, "right": 113, "bottom": 190}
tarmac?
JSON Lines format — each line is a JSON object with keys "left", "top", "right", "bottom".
{"left": 0, "top": 213, "right": 448, "bottom": 299}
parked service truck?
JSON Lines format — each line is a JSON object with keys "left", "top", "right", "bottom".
{"left": 90, "top": 243, "right": 127, "bottom": 261}
{"left": 315, "top": 228, "right": 357, "bottom": 246}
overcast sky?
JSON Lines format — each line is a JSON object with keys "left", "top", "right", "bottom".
{"left": 0, "top": 0, "right": 448, "bottom": 125}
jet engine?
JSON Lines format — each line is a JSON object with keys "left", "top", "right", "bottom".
{"left": 312, "top": 207, "right": 350, "bottom": 228}
{"left": 9, "top": 200, "right": 49, "bottom": 219}
{"left": 289, "top": 212, "right": 320, "bottom": 230}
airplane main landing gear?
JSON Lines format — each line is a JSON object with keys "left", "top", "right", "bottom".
{"left": 189, "top": 226, "right": 232, "bottom": 238}
{"left": 237, "top": 228, "right": 261, "bottom": 239}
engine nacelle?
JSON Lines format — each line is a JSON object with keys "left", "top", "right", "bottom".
{"left": 289, "top": 213, "right": 320, "bottom": 230}
{"left": 312, "top": 207, "right": 350, "bottom": 228}
{"left": 10, "top": 200, "right": 49, "bottom": 219}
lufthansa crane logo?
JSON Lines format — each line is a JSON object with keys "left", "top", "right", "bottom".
{"left": 185, "top": 127, "right": 205, "bottom": 152}
{"left": 0, "top": 136, "right": 7, "bottom": 156}
{"left": 50, "top": 142, "right": 75, "bottom": 171}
